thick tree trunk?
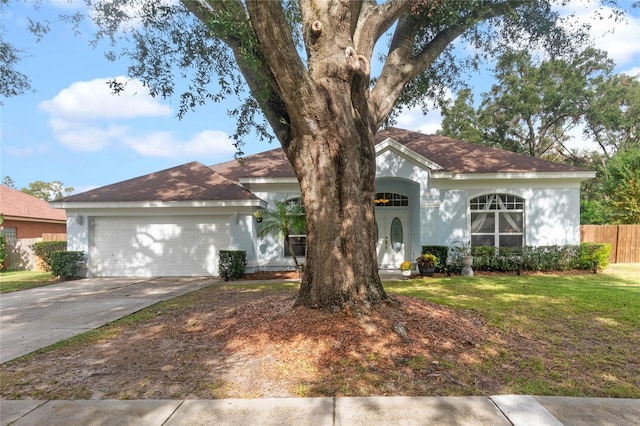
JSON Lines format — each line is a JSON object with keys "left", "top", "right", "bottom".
{"left": 289, "top": 123, "right": 388, "bottom": 312}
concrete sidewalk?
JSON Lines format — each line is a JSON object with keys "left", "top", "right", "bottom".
{"left": 0, "top": 277, "right": 218, "bottom": 363}
{"left": 2, "top": 395, "right": 639, "bottom": 425}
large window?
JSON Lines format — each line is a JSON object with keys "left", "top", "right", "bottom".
{"left": 470, "top": 194, "right": 524, "bottom": 248}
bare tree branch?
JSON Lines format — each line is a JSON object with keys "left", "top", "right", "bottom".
{"left": 245, "top": 0, "right": 316, "bottom": 132}
{"left": 182, "top": 0, "right": 292, "bottom": 143}
{"left": 370, "top": 1, "right": 523, "bottom": 128}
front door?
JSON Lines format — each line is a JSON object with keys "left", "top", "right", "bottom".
{"left": 376, "top": 212, "right": 409, "bottom": 269}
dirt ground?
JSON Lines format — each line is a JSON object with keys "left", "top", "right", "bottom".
{"left": 0, "top": 279, "right": 517, "bottom": 400}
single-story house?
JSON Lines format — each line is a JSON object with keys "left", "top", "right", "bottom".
{"left": 1, "top": 185, "right": 67, "bottom": 270}
{"left": 51, "top": 127, "right": 594, "bottom": 277}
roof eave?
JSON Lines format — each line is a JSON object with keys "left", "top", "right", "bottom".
{"left": 431, "top": 171, "right": 596, "bottom": 180}
{"left": 238, "top": 177, "right": 299, "bottom": 184}
{"left": 1, "top": 215, "right": 66, "bottom": 224}
{"left": 50, "top": 199, "right": 266, "bottom": 210}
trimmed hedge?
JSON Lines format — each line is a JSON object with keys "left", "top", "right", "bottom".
{"left": 462, "top": 243, "right": 611, "bottom": 273}
{"left": 219, "top": 250, "right": 246, "bottom": 281}
{"left": 31, "top": 241, "right": 67, "bottom": 271}
{"left": 50, "top": 251, "right": 85, "bottom": 279}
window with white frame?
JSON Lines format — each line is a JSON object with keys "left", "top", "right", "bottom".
{"left": 470, "top": 194, "right": 524, "bottom": 248}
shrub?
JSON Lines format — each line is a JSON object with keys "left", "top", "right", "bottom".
{"left": 462, "top": 244, "right": 611, "bottom": 273}
{"left": 50, "top": 251, "right": 85, "bottom": 279}
{"left": 0, "top": 233, "right": 6, "bottom": 270}
{"left": 578, "top": 243, "right": 611, "bottom": 270}
{"left": 422, "top": 245, "right": 448, "bottom": 271}
{"left": 31, "top": 241, "right": 67, "bottom": 271}
{"left": 218, "top": 250, "right": 246, "bottom": 281}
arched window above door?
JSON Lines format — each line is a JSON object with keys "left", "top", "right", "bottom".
{"left": 375, "top": 192, "right": 408, "bottom": 207}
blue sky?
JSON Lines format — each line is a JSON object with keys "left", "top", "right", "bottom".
{"left": 1, "top": 1, "right": 639, "bottom": 195}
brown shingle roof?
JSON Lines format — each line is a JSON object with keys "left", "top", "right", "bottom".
{"left": 377, "top": 127, "right": 589, "bottom": 174}
{"left": 212, "top": 128, "right": 588, "bottom": 179}
{"left": 57, "top": 128, "right": 590, "bottom": 205}
{"left": 57, "top": 162, "right": 259, "bottom": 203}
{"left": 0, "top": 186, "right": 66, "bottom": 221}
{"left": 211, "top": 147, "right": 295, "bottom": 180}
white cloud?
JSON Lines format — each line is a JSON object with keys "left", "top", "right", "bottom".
{"left": 39, "top": 77, "right": 171, "bottom": 120}
{"left": 124, "top": 130, "right": 236, "bottom": 158}
{"left": 48, "top": 119, "right": 130, "bottom": 151}
{"left": 556, "top": 2, "right": 640, "bottom": 68}
{"left": 39, "top": 78, "right": 235, "bottom": 159}
{"left": 395, "top": 106, "right": 443, "bottom": 134}
{"left": 621, "top": 66, "right": 640, "bottom": 78}
{"left": 394, "top": 89, "right": 453, "bottom": 134}
{"left": 3, "top": 143, "right": 50, "bottom": 158}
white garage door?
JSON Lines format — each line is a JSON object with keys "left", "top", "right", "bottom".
{"left": 90, "top": 216, "right": 232, "bottom": 277}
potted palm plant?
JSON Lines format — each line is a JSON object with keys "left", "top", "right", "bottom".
{"left": 416, "top": 253, "right": 438, "bottom": 276}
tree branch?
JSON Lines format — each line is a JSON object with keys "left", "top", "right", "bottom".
{"left": 245, "top": 0, "right": 315, "bottom": 121}
{"left": 353, "top": 0, "right": 413, "bottom": 60}
{"left": 181, "top": 0, "right": 291, "bottom": 144}
{"left": 370, "top": 1, "right": 523, "bottom": 128}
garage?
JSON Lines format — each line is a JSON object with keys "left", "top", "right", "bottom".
{"left": 90, "top": 215, "right": 232, "bottom": 277}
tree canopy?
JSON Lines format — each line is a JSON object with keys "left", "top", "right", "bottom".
{"left": 440, "top": 47, "right": 616, "bottom": 160}
{"left": 20, "top": 180, "right": 74, "bottom": 202}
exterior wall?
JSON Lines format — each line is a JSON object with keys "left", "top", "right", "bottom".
{"left": 2, "top": 219, "right": 66, "bottom": 239}
{"left": 423, "top": 179, "right": 584, "bottom": 247}
{"left": 2, "top": 219, "right": 66, "bottom": 271}
{"left": 245, "top": 182, "right": 303, "bottom": 271}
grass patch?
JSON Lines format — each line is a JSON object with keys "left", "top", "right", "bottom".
{"left": 2, "top": 267, "right": 638, "bottom": 399}
{"left": 386, "top": 264, "right": 640, "bottom": 398}
{"left": 0, "top": 271, "right": 56, "bottom": 293}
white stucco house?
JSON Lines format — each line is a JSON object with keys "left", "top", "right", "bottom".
{"left": 51, "top": 127, "right": 594, "bottom": 277}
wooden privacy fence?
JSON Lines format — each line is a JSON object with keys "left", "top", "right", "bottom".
{"left": 580, "top": 225, "right": 640, "bottom": 263}
{"left": 5, "top": 233, "right": 67, "bottom": 271}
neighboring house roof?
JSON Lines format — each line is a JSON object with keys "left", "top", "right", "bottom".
{"left": 212, "top": 127, "right": 590, "bottom": 180}
{"left": 0, "top": 185, "right": 66, "bottom": 221}
{"left": 56, "top": 161, "right": 260, "bottom": 203}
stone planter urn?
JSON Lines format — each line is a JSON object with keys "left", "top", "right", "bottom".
{"left": 461, "top": 256, "right": 474, "bottom": 276}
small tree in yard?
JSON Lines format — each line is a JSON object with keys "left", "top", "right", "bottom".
{"left": 8, "top": 0, "right": 629, "bottom": 312}
{"left": 258, "top": 200, "right": 306, "bottom": 269}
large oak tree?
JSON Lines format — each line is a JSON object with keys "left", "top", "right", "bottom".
{"left": 17, "top": 0, "right": 628, "bottom": 312}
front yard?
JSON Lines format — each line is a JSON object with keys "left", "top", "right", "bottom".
{"left": 1, "top": 264, "right": 638, "bottom": 399}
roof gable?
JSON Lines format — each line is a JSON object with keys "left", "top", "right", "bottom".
{"left": 376, "top": 128, "right": 590, "bottom": 174}
{"left": 0, "top": 186, "right": 66, "bottom": 221}
{"left": 57, "top": 162, "right": 259, "bottom": 203}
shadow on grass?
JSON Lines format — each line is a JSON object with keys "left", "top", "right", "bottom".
{"left": 1, "top": 271, "right": 639, "bottom": 400}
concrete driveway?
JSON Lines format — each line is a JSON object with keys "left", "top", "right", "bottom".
{"left": 0, "top": 277, "right": 218, "bottom": 364}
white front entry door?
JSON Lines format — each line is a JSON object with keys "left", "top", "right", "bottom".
{"left": 376, "top": 212, "right": 409, "bottom": 269}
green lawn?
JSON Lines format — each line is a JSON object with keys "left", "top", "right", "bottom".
{"left": 0, "top": 271, "right": 56, "bottom": 293}
{"left": 385, "top": 263, "right": 640, "bottom": 397}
